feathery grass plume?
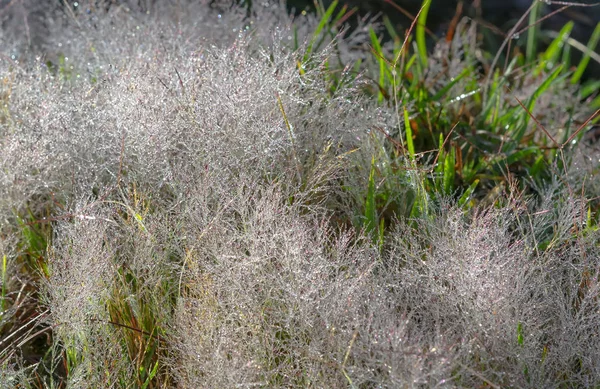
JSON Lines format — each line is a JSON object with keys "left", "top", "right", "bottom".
{"left": 169, "top": 180, "right": 380, "bottom": 387}
{"left": 2, "top": 0, "right": 600, "bottom": 387}
{"left": 42, "top": 204, "right": 123, "bottom": 388}
{"left": 567, "top": 138, "right": 600, "bottom": 205}
{"left": 42, "top": 190, "right": 185, "bottom": 387}
{"left": 0, "top": 1, "right": 390, "bottom": 386}
{"left": 0, "top": 0, "right": 389, "bottom": 221}
{"left": 382, "top": 183, "right": 600, "bottom": 388}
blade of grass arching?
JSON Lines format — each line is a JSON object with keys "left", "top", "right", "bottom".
{"left": 141, "top": 361, "right": 159, "bottom": 389}
{"left": 507, "top": 146, "right": 540, "bottom": 163}
{"left": 571, "top": 22, "right": 600, "bottom": 84}
{"left": 538, "top": 21, "right": 573, "bottom": 75}
{"left": 416, "top": 0, "right": 431, "bottom": 67}
{"left": 365, "top": 156, "right": 378, "bottom": 240}
{"left": 315, "top": 5, "right": 352, "bottom": 56}
{"left": 580, "top": 79, "right": 600, "bottom": 100}
{"left": 522, "top": 65, "right": 564, "bottom": 129}
{"left": 526, "top": 0, "right": 541, "bottom": 64}
{"left": 332, "top": 3, "right": 351, "bottom": 26}
{"left": 482, "top": 0, "right": 536, "bottom": 105}
{"left": 403, "top": 53, "right": 417, "bottom": 77}
{"left": 383, "top": 15, "right": 399, "bottom": 40}
{"left": 592, "top": 94, "right": 600, "bottom": 109}
{"left": 458, "top": 179, "right": 479, "bottom": 209}
{"left": 370, "top": 27, "right": 387, "bottom": 103}
{"left": 513, "top": 94, "right": 559, "bottom": 148}
{"left": 431, "top": 67, "right": 469, "bottom": 101}
{"left": 303, "top": 0, "right": 338, "bottom": 62}
{"left": 404, "top": 107, "right": 415, "bottom": 161}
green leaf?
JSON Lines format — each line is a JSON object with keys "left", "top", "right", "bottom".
{"left": 517, "top": 322, "right": 524, "bottom": 346}
{"left": 303, "top": 0, "right": 338, "bottom": 62}
{"left": 416, "top": 0, "right": 431, "bottom": 67}
{"left": 378, "top": 218, "right": 385, "bottom": 252}
{"left": 370, "top": 27, "right": 387, "bottom": 103}
{"left": 435, "top": 132, "right": 445, "bottom": 175}
{"left": 571, "top": 22, "right": 600, "bottom": 84}
{"left": 404, "top": 107, "right": 415, "bottom": 161}
{"left": 443, "top": 145, "right": 455, "bottom": 195}
{"left": 580, "top": 79, "right": 600, "bottom": 100}
{"left": 141, "top": 361, "right": 159, "bottom": 389}
{"left": 365, "top": 156, "right": 378, "bottom": 238}
{"left": 1, "top": 254, "right": 7, "bottom": 313}
{"left": 526, "top": 0, "right": 541, "bottom": 64}
{"left": 431, "top": 67, "right": 470, "bottom": 101}
{"left": 539, "top": 21, "right": 574, "bottom": 72}
{"left": 383, "top": 15, "right": 399, "bottom": 40}
{"left": 505, "top": 147, "right": 539, "bottom": 165}
{"left": 526, "top": 65, "right": 564, "bottom": 114}
{"left": 458, "top": 179, "right": 479, "bottom": 209}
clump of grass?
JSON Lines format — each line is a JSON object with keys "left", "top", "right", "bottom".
{"left": 1, "top": 0, "right": 600, "bottom": 387}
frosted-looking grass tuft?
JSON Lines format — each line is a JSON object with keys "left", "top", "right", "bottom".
{"left": 1, "top": 0, "right": 600, "bottom": 387}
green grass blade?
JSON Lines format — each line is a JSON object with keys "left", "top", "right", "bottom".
{"left": 581, "top": 79, "right": 600, "bottom": 100}
{"left": 141, "top": 361, "right": 159, "bottom": 389}
{"left": 378, "top": 218, "right": 385, "bottom": 252}
{"left": 370, "top": 27, "right": 387, "bottom": 103}
{"left": 303, "top": 0, "right": 338, "bottom": 62}
{"left": 571, "top": 22, "right": 600, "bottom": 84}
{"left": 431, "top": 67, "right": 469, "bottom": 101}
{"left": 526, "top": 0, "right": 541, "bottom": 64}
{"left": 517, "top": 322, "right": 524, "bottom": 346}
{"left": 443, "top": 145, "right": 456, "bottom": 195}
{"left": 416, "top": 0, "right": 431, "bottom": 67}
{"left": 458, "top": 179, "right": 479, "bottom": 209}
{"left": 591, "top": 93, "right": 600, "bottom": 110}
{"left": 482, "top": 69, "right": 503, "bottom": 124}
{"left": 383, "top": 15, "right": 399, "bottom": 41}
{"left": 365, "top": 156, "right": 378, "bottom": 238}
{"left": 522, "top": 65, "right": 564, "bottom": 129}
{"left": 541, "top": 21, "right": 573, "bottom": 68}
{"left": 404, "top": 107, "right": 415, "bottom": 161}
{"left": 435, "top": 132, "right": 445, "bottom": 175}
{"left": 1, "top": 254, "right": 7, "bottom": 313}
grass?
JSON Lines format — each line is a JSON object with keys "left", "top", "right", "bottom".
{"left": 1, "top": 0, "right": 600, "bottom": 387}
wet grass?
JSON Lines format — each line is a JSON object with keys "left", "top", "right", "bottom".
{"left": 1, "top": 0, "right": 600, "bottom": 387}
